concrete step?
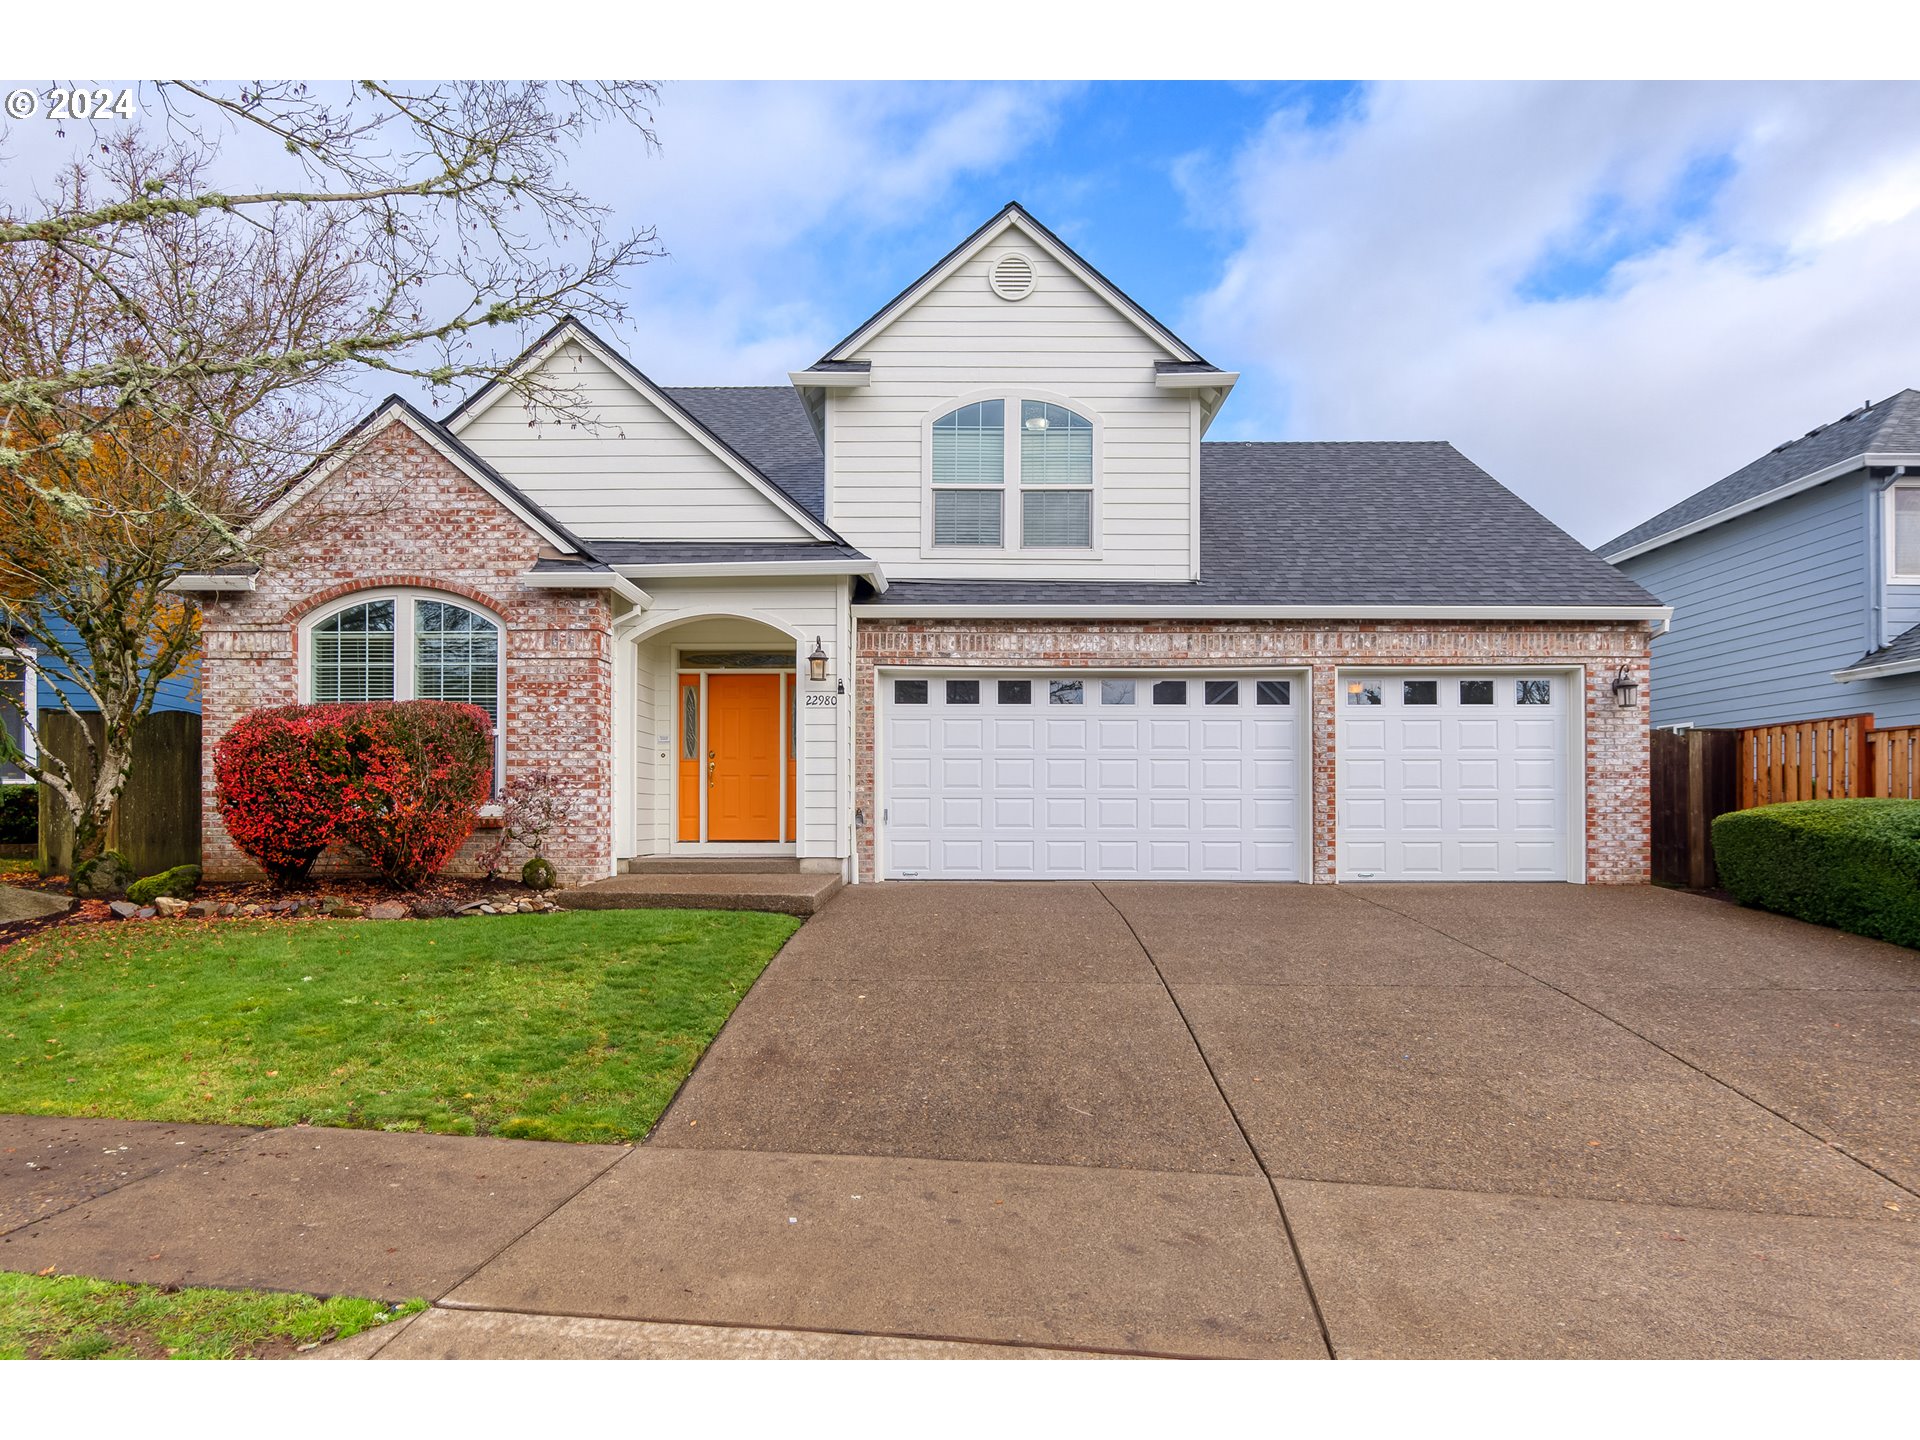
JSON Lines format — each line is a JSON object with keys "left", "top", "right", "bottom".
{"left": 557, "top": 872, "right": 842, "bottom": 918}
{"left": 619, "top": 857, "right": 802, "bottom": 875}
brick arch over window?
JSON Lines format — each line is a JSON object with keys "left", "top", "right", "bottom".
{"left": 283, "top": 573, "right": 507, "bottom": 628}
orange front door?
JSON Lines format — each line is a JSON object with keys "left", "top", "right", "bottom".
{"left": 706, "top": 673, "right": 782, "bottom": 841}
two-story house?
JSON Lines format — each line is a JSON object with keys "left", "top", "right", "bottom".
{"left": 1599, "top": 391, "right": 1920, "bottom": 731}
{"left": 182, "top": 204, "right": 1665, "bottom": 887}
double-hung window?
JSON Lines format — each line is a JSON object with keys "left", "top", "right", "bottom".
{"left": 1019, "top": 401, "right": 1093, "bottom": 547}
{"left": 931, "top": 400, "right": 1005, "bottom": 547}
{"left": 929, "top": 395, "right": 1096, "bottom": 552}
{"left": 1892, "top": 484, "right": 1920, "bottom": 581}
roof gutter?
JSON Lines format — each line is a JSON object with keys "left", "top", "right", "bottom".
{"left": 520, "top": 569, "right": 652, "bottom": 608}
{"left": 851, "top": 602, "right": 1672, "bottom": 623}
{"left": 1602, "top": 453, "right": 1920, "bottom": 563}
{"left": 1833, "top": 656, "right": 1920, "bottom": 683}
{"left": 615, "top": 559, "right": 888, "bottom": 593}
{"left": 167, "top": 572, "right": 258, "bottom": 594}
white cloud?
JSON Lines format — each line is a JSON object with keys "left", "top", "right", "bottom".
{"left": 1182, "top": 82, "right": 1920, "bottom": 544}
{"left": 579, "top": 81, "right": 1074, "bottom": 382}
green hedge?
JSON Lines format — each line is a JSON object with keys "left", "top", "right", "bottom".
{"left": 1712, "top": 799, "right": 1920, "bottom": 948}
{"left": 0, "top": 784, "right": 35, "bottom": 844}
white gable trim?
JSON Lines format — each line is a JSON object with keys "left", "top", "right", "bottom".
{"left": 825, "top": 210, "right": 1202, "bottom": 366}
{"left": 446, "top": 321, "right": 837, "bottom": 544}
{"left": 249, "top": 405, "right": 582, "bottom": 556}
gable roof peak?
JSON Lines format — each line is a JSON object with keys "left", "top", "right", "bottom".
{"left": 818, "top": 202, "right": 1208, "bottom": 367}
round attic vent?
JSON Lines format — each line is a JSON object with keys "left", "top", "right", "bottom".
{"left": 988, "top": 251, "right": 1036, "bottom": 301}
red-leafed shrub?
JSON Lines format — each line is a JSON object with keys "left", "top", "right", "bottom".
{"left": 212, "top": 704, "right": 355, "bottom": 887}
{"left": 333, "top": 702, "right": 495, "bottom": 889}
{"left": 213, "top": 700, "right": 494, "bottom": 889}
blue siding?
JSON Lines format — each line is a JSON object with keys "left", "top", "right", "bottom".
{"left": 1618, "top": 471, "right": 1920, "bottom": 729}
{"left": 29, "top": 613, "right": 200, "bottom": 716}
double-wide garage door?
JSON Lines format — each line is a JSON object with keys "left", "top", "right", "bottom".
{"left": 883, "top": 673, "right": 1302, "bottom": 880}
{"left": 880, "top": 668, "right": 1573, "bottom": 883}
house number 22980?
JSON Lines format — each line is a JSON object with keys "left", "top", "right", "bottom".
{"left": 803, "top": 693, "right": 838, "bottom": 707}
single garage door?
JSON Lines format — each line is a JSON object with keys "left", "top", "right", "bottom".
{"left": 1337, "top": 670, "right": 1572, "bottom": 881}
{"left": 883, "top": 672, "right": 1302, "bottom": 880}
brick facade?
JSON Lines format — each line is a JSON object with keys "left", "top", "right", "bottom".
{"left": 853, "top": 618, "right": 1655, "bottom": 884}
{"left": 198, "top": 421, "right": 614, "bottom": 886}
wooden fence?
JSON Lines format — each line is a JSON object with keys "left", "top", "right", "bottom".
{"left": 1870, "top": 724, "right": 1920, "bottom": 799}
{"left": 1737, "top": 712, "right": 1874, "bottom": 808}
{"left": 36, "top": 710, "right": 201, "bottom": 877}
{"left": 1650, "top": 727, "right": 1741, "bottom": 889}
{"left": 1658, "top": 711, "right": 1920, "bottom": 888}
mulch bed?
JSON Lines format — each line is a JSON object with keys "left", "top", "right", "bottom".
{"left": 0, "top": 872, "right": 558, "bottom": 950}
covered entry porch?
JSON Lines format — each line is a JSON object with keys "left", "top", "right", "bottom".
{"left": 612, "top": 578, "right": 852, "bottom": 878}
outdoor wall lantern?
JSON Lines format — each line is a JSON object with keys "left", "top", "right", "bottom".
{"left": 808, "top": 636, "right": 829, "bottom": 684}
{"left": 1611, "top": 664, "right": 1640, "bottom": 709}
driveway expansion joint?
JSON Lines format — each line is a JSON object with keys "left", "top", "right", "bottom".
{"left": 1092, "top": 881, "right": 1337, "bottom": 1360}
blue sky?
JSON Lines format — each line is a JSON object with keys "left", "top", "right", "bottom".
{"left": 6, "top": 80, "right": 1920, "bottom": 544}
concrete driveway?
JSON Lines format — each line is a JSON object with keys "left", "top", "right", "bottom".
{"left": 443, "top": 881, "right": 1920, "bottom": 1359}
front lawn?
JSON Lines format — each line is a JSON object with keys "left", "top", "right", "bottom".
{"left": 2, "top": 910, "right": 799, "bottom": 1143}
{"left": 0, "top": 1270, "right": 421, "bottom": 1359}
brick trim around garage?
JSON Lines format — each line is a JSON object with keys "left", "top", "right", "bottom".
{"left": 853, "top": 618, "right": 1654, "bottom": 885}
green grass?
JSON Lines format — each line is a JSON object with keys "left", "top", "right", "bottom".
{"left": 0, "top": 1270, "right": 423, "bottom": 1359}
{"left": 2, "top": 909, "right": 799, "bottom": 1143}
{"left": 0, "top": 858, "right": 38, "bottom": 879}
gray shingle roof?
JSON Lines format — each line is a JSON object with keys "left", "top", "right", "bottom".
{"left": 500, "top": 380, "right": 1652, "bottom": 610}
{"left": 1837, "top": 619, "right": 1920, "bottom": 678}
{"left": 858, "top": 441, "right": 1655, "bottom": 609}
{"left": 1598, "top": 389, "right": 1920, "bottom": 558}
{"left": 663, "top": 387, "right": 826, "bottom": 522}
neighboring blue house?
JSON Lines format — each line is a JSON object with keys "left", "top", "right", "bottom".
{"left": 0, "top": 613, "right": 198, "bottom": 786}
{"left": 27, "top": 613, "right": 200, "bottom": 717}
{"left": 1598, "top": 390, "right": 1920, "bottom": 729}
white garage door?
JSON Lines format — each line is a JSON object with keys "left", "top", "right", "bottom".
{"left": 1337, "top": 670, "right": 1573, "bottom": 881}
{"left": 883, "top": 673, "right": 1302, "bottom": 880}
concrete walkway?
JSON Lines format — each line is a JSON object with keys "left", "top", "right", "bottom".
{"left": 4, "top": 882, "right": 1918, "bottom": 1358}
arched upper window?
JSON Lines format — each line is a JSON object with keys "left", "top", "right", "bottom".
{"left": 927, "top": 395, "right": 1097, "bottom": 552}
{"left": 306, "top": 590, "right": 503, "bottom": 783}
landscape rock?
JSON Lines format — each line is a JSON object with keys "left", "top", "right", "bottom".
{"left": 73, "top": 851, "right": 135, "bottom": 900}
{"left": 190, "top": 901, "right": 222, "bottom": 918}
{"left": 152, "top": 896, "right": 191, "bottom": 917}
{"left": 127, "top": 864, "right": 202, "bottom": 907}
{"left": 367, "top": 901, "right": 408, "bottom": 921}
{"left": 107, "top": 900, "right": 144, "bottom": 920}
{"left": 218, "top": 903, "right": 239, "bottom": 917}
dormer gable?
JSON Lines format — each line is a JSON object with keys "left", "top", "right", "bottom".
{"left": 802, "top": 205, "right": 1236, "bottom": 583}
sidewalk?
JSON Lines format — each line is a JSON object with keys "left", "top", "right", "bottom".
{"left": 0, "top": 1116, "right": 1123, "bottom": 1359}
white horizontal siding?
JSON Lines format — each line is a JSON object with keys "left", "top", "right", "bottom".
{"left": 626, "top": 577, "right": 849, "bottom": 861}
{"left": 459, "top": 340, "right": 812, "bottom": 542}
{"left": 828, "top": 234, "right": 1194, "bottom": 581}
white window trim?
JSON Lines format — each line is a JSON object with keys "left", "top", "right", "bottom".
{"left": 0, "top": 644, "right": 36, "bottom": 781}
{"left": 920, "top": 387, "right": 1104, "bottom": 560}
{"left": 1886, "top": 479, "right": 1920, "bottom": 584}
{"left": 297, "top": 588, "right": 507, "bottom": 789}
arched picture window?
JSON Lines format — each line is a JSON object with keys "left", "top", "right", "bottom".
{"left": 306, "top": 591, "right": 504, "bottom": 785}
